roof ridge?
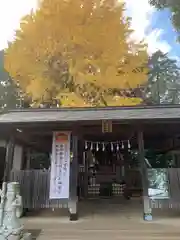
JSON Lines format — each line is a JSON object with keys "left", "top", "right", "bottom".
{"left": 5, "top": 104, "right": 180, "bottom": 114}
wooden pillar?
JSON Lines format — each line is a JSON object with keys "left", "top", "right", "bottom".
{"left": 26, "top": 148, "right": 31, "bottom": 170}
{"left": 12, "top": 144, "right": 23, "bottom": 170}
{"left": 84, "top": 150, "right": 88, "bottom": 199}
{"left": 3, "top": 137, "right": 15, "bottom": 182}
{"left": 77, "top": 136, "right": 85, "bottom": 199}
{"left": 123, "top": 147, "right": 131, "bottom": 199}
{"left": 68, "top": 134, "right": 78, "bottom": 221}
{"left": 137, "top": 130, "right": 152, "bottom": 221}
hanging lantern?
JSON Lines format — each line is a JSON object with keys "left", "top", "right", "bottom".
{"left": 111, "top": 142, "right": 114, "bottom": 152}
{"left": 85, "top": 141, "right": 88, "bottom": 150}
{"left": 116, "top": 142, "right": 119, "bottom": 151}
{"left": 128, "top": 140, "right": 131, "bottom": 149}
{"left": 121, "top": 141, "right": 124, "bottom": 149}
{"left": 96, "top": 142, "right": 99, "bottom": 151}
{"left": 102, "top": 142, "right": 105, "bottom": 151}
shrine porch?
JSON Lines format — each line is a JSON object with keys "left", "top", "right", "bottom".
{"left": 23, "top": 199, "right": 180, "bottom": 240}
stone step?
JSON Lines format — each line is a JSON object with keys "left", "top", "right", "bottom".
{"left": 37, "top": 231, "right": 180, "bottom": 240}
{"left": 26, "top": 219, "right": 180, "bottom": 240}
{"left": 31, "top": 227, "right": 180, "bottom": 240}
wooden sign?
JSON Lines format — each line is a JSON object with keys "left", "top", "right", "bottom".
{"left": 49, "top": 131, "right": 71, "bottom": 199}
{"left": 102, "top": 120, "right": 112, "bottom": 133}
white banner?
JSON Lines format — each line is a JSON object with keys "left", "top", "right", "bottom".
{"left": 49, "top": 131, "right": 71, "bottom": 199}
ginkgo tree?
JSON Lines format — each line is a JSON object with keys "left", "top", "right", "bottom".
{"left": 5, "top": 0, "right": 148, "bottom": 107}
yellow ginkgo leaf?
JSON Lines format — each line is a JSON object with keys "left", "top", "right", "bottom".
{"left": 4, "top": 0, "right": 148, "bottom": 107}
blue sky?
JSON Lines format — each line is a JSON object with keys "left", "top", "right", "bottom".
{"left": 124, "top": 0, "right": 180, "bottom": 62}
{"left": 151, "top": 9, "right": 180, "bottom": 59}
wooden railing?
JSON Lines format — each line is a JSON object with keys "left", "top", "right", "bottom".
{"left": 10, "top": 168, "right": 180, "bottom": 210}
{"left": 10, "top": 170, "right": 68, "bottom": 209}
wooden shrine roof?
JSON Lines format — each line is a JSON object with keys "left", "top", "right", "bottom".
{"left": 1, "top": 105, "right": 180, "bottom": 124}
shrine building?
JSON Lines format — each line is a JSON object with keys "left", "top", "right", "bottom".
{"left": 0, "top": 105, "right": 180, "bottom": 221}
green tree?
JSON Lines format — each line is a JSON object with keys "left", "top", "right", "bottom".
{"left": 0, "top": 50, "right": 18, "bottom": 109}
{"left": 146, "top": 50, "right": 180, "bottom": 104}
{"left": 0, "top": 50, "right": 29, "bottom": 109}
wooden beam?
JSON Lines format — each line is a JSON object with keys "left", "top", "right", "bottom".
{"left": 68, "top": 133, "right": 78, "bottom": 221}
{"left": 138, "top": 129, "right": 152, "bottom": 221}
{"left": 3, "top": 136, "right": 15, "bottom": 182}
